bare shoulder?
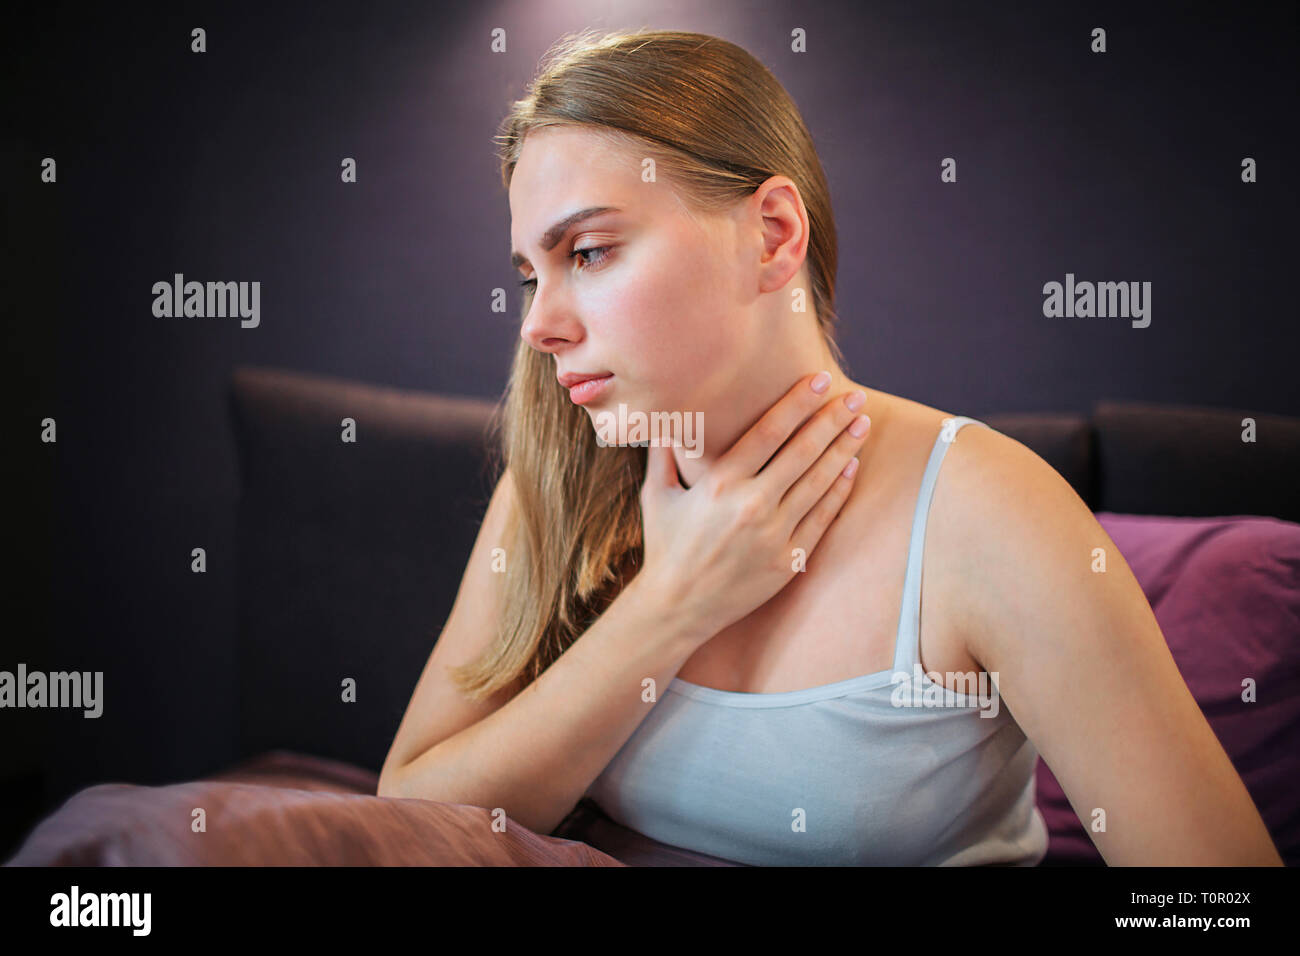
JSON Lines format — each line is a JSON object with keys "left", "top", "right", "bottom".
{"left": 862, "top": 391, "right": 1057, "bottom": 514}
{"left": 868, "top": 395, "right": 1095, "bottom": 659}
{"left": 933, "top": 413, "right": 1094, "bottom": 552}
{"left": 919, "top": 408, "right": 1103, "bottom": 666}
{"left": 849, "top": 388, "right": 1092, "bottom": 595}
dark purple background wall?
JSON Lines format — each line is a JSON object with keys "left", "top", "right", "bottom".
{"left": 3, "top": 0, "right": 1296, "bottom": 855}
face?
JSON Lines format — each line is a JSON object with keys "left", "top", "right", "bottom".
{"left": 509, "top": 126, "right": 753, "bottom": 435}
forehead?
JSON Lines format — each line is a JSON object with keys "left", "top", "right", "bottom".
{"left": 509, "top": 127, "right": 644, "bottom": 240}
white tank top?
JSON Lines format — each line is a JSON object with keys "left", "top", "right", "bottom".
{"left": 584, "top": 416, "right": 1050, "bottom": 865}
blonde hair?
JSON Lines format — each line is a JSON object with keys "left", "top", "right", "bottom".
{"left": 450, "top": 28, "right": 844, "bottom": 699}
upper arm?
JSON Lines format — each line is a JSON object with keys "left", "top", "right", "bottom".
{"left": 951, "top": 429, "right": 1281, "bottom": 865}
{"left": 379, "top": 467, "right": 524, "bottom": 786}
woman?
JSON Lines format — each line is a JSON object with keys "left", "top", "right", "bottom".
{"left": 378, "top": 28, "right": 1282, "bottom": 866}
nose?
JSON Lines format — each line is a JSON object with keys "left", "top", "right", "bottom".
{"left": 520, "top": 284, "right": 584, "bottom": 354}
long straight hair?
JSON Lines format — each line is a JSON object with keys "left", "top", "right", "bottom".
{"left": 450, "top": 28, "right": 844, "bottom": 700}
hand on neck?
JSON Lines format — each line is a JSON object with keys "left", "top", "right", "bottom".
{"left": 669, "top": 348, "right": 870, "bottom": 491}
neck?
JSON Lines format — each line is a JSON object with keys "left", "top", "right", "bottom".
{"left": 670, "top": 339, "right": 878, "bottom": 490}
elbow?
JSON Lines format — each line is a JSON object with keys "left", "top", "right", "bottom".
{"left": 376, "top": 762, "right": 406, "bottom": 799}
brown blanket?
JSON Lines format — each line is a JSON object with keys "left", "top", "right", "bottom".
{"left": 7, "top": 781, "right": 627, "bottom": 866}
{"left": 5, "top": 751, "right": 743, "bottom": 867}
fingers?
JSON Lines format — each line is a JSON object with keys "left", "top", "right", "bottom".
{"left": 713, "top": 371, "right": 834, "bottom": 485}
{"left": 788, "top": 448, "right": 860, "bottom": 558}
{"left": 755, "top": 386, "right": 869, "bottom": 502}
{"left": 778, "top": 411, "right": 870, "bottom": 527}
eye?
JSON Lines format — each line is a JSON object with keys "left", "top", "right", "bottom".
{"left": 569, "top": 245, "right": 612, "bottom": 269}
{"left": 518, "top": 245, "right": 613, "bottom": 295}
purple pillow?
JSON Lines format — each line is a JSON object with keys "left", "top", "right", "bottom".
{"left": 1034, "top": 513, "right": 1300, "bottom": 865}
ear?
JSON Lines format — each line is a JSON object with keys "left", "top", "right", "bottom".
{"left": 753, "top": 175, "right": 810, "bottom": 295}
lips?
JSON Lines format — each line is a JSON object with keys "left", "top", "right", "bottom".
{"left": 560, "top": 372, "right": 614, "bottom": 406}
{"left": 557, "top": 371, "right": 614, "bottom": 388}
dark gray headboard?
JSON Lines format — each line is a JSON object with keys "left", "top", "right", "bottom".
{"left": 982, "top": 401, "right": 1298, "bottom": 522}
{"left": 230, "top": 365, "right": 1299, "bottom": 771}
{"left": 230, "top": 366, "right": 500, "bottom": 772}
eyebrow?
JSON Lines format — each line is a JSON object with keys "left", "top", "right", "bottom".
{"left": 510, "top": 206, "right": 620, "bottom": 270}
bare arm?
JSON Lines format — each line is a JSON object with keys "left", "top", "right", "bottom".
{"left": 378, "top": 469, "right": 525, "bottom": 786}
{"left": 953, "top": 428, "right": 1283, "bottom": 865}
{"left": 377, "top": 471, "right": 713, "bottom": 835}
{"left": 382, "top": 570, "right": 708, "bottom": 835}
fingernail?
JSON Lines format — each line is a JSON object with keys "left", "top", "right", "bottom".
{"left": 811, "top": 371, "right": 832, "bottom": 393}
{"left": 841, "top": 456, "right": 859, "bottom": 479}
{"left": 844, "top": 390, "right": 867, "bottom": 411}
{"left": 849, "top": 415, "right": 870, "bottom": 438}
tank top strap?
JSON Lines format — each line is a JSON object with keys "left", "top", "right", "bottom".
{"left": 892, "top": 415, "right": 991, "bottom": 677}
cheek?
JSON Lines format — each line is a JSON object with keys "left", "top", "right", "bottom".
{"left": 605, "top": 236, "right": 741, "bottom": 394}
